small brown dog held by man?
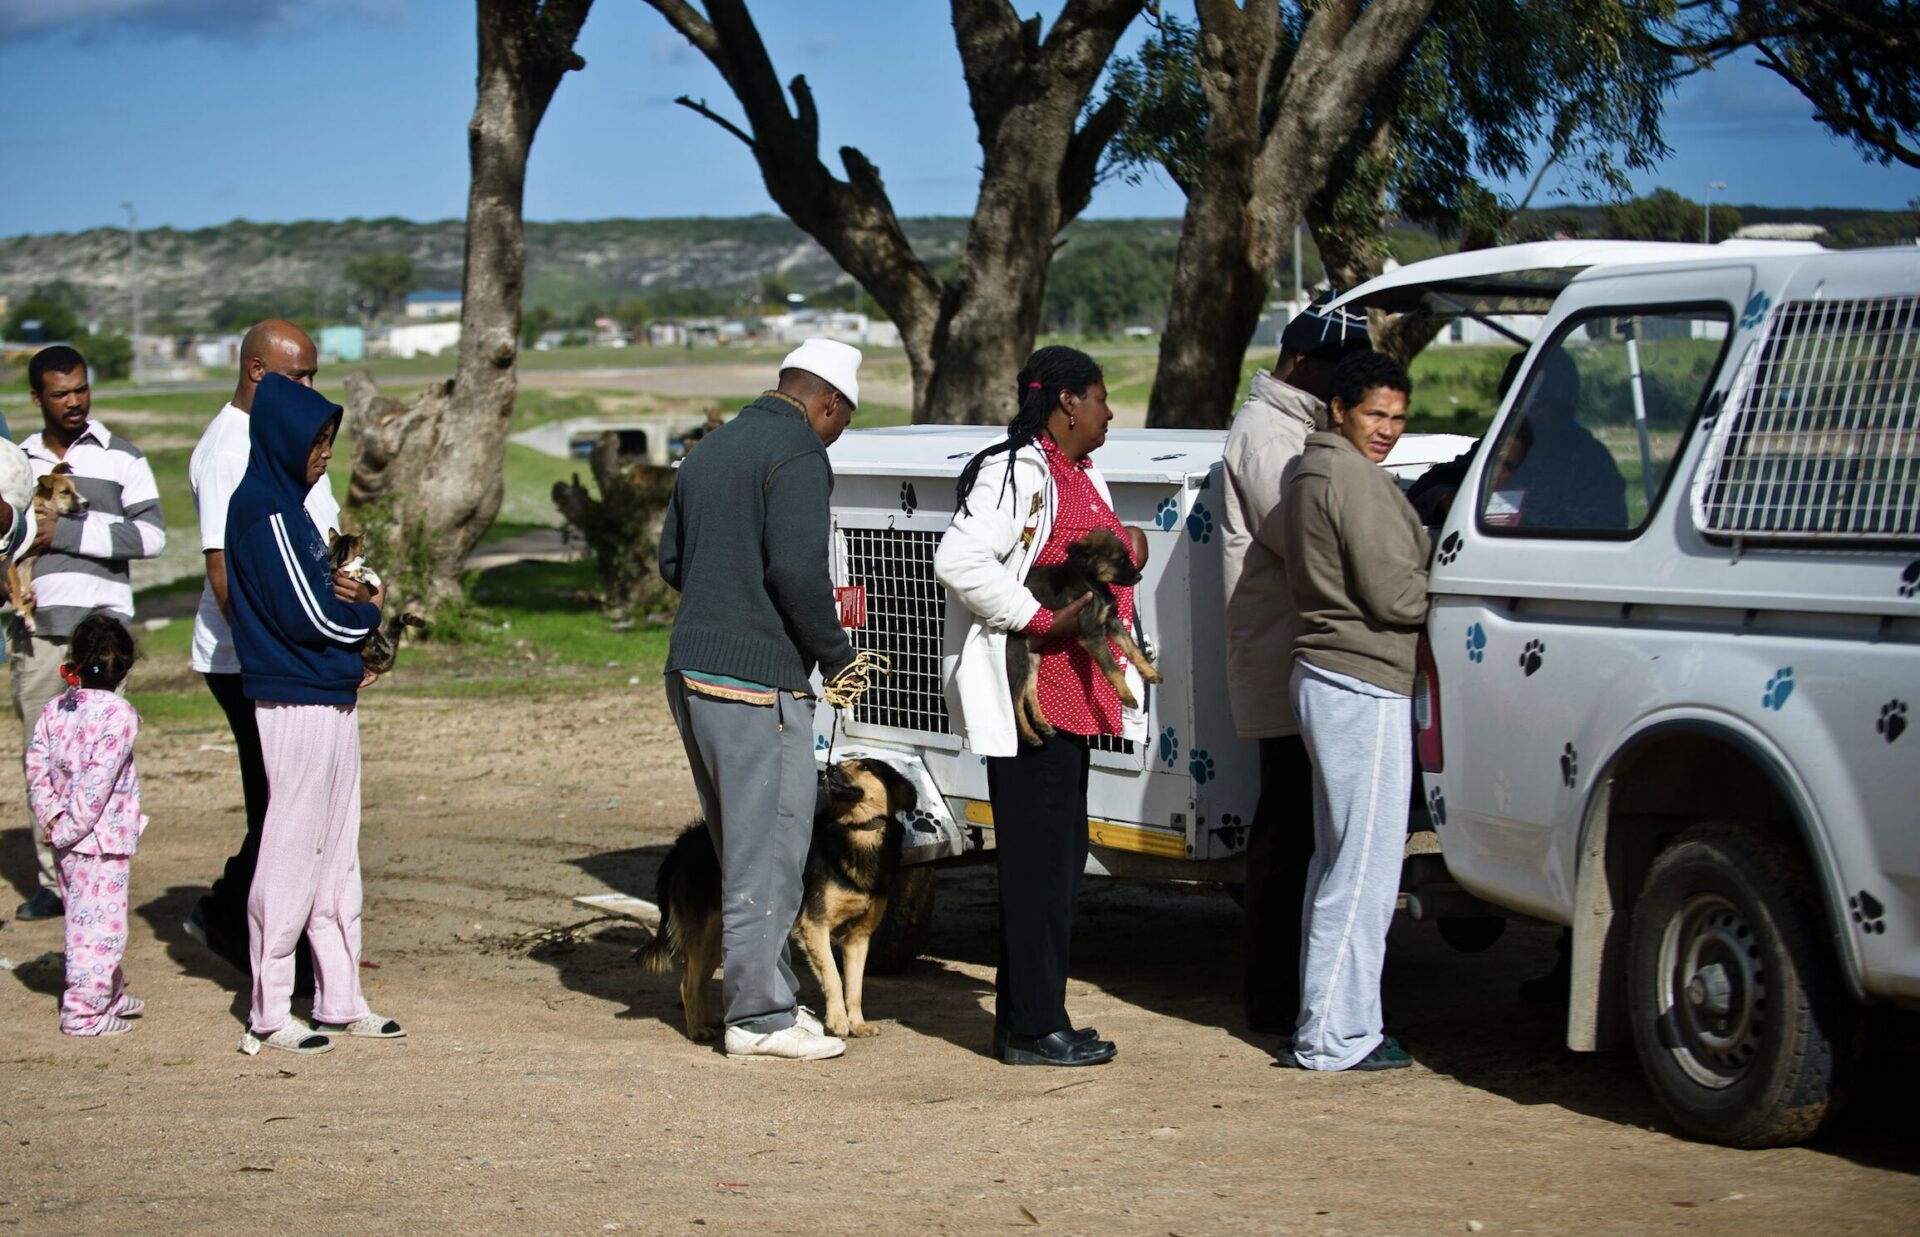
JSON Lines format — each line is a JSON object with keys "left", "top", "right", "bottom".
{"left": 640, "top": 756, "right": 918, "bottom": 1043}
{"left": 657, "top": 337, "right": 868, "bottom": 1061}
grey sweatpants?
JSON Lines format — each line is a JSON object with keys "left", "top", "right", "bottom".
{"left": 1289, "top": 660, "right": 1412, "bottom": 1070}
{"left": 663, "top": 673, "right": 817, "bottom": 1033}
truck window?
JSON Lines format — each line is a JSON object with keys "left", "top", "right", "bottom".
{"left": 1478, "top": 307, "right": 1732, "bottom": 537}
{"left": 1693, "top": 295, "right": 1920, "bottom": 542}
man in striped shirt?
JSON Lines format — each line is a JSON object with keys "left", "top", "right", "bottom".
{"left": 9, "top": 345, "right": 166, "bottom": 920}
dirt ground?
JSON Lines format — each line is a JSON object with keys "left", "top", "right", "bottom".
{"left": 2, "top": 680, "right": 1916, "bottom": 1235}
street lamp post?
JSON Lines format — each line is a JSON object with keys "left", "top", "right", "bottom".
{"left": 120, "top": 201, "right": 142, "bottom": 385}
{"left": 1703, "top": 181, "right": 1727, "bottom": 245}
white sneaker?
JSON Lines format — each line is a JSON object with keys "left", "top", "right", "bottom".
{"left": 724, "top": 1022, "right": 846, "bottom": 1060}
{"left": 794, "top": 1006, "right": 824, "bottom": 1035}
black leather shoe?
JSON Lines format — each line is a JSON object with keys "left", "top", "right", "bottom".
{"left": 1001, "top": 1030, "right": 1116, "bottom": 1067}
{"left": 992, "top": 1024, "right": 1098, "bottom": 1058}
{"left": 15, "top": 888, "right": 63, "bottom": 920}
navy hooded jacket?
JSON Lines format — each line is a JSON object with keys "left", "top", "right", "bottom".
{"left": 225, "top": 373, "right": 381, "bottom": 705}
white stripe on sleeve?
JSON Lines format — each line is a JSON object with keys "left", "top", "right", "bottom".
{"left": 269, "top": 512, "right": 370, "bottom": 643}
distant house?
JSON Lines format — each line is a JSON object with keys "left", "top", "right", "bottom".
{"left": 759, "top": 308, "right": 899, "bottom": 348}
{"left": 647, "top": 321, "right": 687, "bottom": 347}
{"left": 318, "top": 324, "right": 365, "bottom": 363}
{"left": 404, "top": 289, "right": 463, "bottom": 319}
{"left": 193, "top": 333, "right": 245, "bottom": 369}
{"left": 386, "top": 321, "right": 462, "bottom": 359}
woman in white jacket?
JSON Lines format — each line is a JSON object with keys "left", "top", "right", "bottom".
{"left": 934, "top": 345, "right": 1147, "bottom": 1068}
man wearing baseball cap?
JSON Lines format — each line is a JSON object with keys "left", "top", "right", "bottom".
{"left": 657, "top": 337, "right": 862, "bottom": 1060}
{"left": 1218, "top": 294, "right": 1372, "bottom": 1036}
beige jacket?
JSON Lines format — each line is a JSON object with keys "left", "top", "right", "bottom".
{"left": 1219, "top": 371, "right": 1326, "bottom": 737}
{"left": 1282, "top": 431, "right": 1432, "bottom": 696}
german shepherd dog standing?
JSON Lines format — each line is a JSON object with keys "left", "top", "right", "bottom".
{"left": 1007, "top": 526, "right": 1162, "bottom": 746}
{"left": 638, "top": 757, "right": 918, "bottom": 1042}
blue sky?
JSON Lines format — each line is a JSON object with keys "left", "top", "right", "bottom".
{"left": 0, "top": 0, "right": 1912, "bottom": 239}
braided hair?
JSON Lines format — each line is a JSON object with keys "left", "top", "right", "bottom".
{"left": 953, "top": 345, "right": 1104, "bottom": 515}
{"left": 69, "top": 612, "right": 135, "bottom": 692}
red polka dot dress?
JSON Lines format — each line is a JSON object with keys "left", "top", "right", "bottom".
{"left": 1020, "top": 437, "right": 1138, "bottom": 737}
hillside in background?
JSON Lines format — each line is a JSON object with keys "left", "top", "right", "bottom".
{"left": 0, "top": 205, "right": 1908, "bottom": 333}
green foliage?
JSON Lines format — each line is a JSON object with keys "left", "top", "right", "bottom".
{"left": 1598, "top": 188, "right": 1740, "bottom": 242}
{"left": 522, "top": 303, "right": 556, "bottom": 344}
{"left": 1043, "top": 236, "right": 1173, "bottom": 332}
{"left": 83, "top": 333, "right": 133, "bottom": 381}
{"left": 345, "top": 251, "right": 418, "bottom": 323}
{"left": 6, "top": 298, "right": 80, "bottom": 343}
{"left": 1660, "top": 2, "right": 1919, "bottom": 168}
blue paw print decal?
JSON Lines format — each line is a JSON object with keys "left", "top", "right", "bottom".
{"left": 814, "top": 733, "right": 830, "bottom": 752}
{"left": 1762, "top": 666, "right": 1795, "bottom": 710}
{"left": 1186, "top": 503, "right": 1214, "bottom": 544}
{"left": 1157, "top": 726, "right": 1179, "bottom": 769}
{"left": 1189, "top": 749, "right": 1215, "bottom": 784}
{"left": 1740, "top": 290, "right": 1772, "bottom": 330}
{"left": 1465, "top": 623, "right": 1487, "bottom": 664}
{"left": 1153, "top": 497, "right": 1180, "bottom": 531}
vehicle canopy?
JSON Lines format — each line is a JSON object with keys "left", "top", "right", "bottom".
{"left": 1324, "top": 239, "right": 1826, "bottom": 321}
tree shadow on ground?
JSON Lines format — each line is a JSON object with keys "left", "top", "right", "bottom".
{"left": 133, "top": 883, "right": 250, "bottom": 1026}
{"left": 1, "top": 823, "right": 42, "bottom": 905}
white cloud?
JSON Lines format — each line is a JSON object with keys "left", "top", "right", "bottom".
{"left": 0, "top": 0, "right": 404, "bottom": 45}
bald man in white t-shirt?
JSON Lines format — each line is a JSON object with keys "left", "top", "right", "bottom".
{"left": 181, "top": 321, "right": 340, "bottom": 983}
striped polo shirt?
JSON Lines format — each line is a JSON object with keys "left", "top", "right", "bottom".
{"left": 18, "top": 419, "right": 167, "bottom": 639}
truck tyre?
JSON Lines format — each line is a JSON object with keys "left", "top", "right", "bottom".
{"left": 866, "top": 865, "right": 935, "bottom": 975}
{"left": 1436, "top": 915, "right": 1506, "bottom": 953}
{"left": 1626, "top": 823, "right": 1860, "bottom": 1147}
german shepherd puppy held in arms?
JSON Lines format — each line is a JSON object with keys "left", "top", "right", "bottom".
{"left": 1008, "top": 525, "right": 1162, "bottom": 746}
{"left": 325, "top": 531, "right": 425, "bottom": 676}
{"left": 638, "top": 757, "right": 918, "bottom": 1042}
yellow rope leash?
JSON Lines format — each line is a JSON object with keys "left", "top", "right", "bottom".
{"left": 821, "top": 650, "right": 891, "bottom": 710}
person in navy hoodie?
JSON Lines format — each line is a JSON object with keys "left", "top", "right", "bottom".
{"left": 224, "top": 373, "right": 401, "bottom": 1055}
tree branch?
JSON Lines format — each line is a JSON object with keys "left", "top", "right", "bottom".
{"left": 1060, "top": 92, "right": 1129, "bottom": 222}
{"left": 673, "top": 95, "right": 756, "bottom": 148}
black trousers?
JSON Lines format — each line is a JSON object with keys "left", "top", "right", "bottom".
{"left": 1241, "top": 734, "right": 1316, "bottom": 1032}
{"left": 202, "top": 672, "right": 310, "bottom": 976}
{"left": 987, "top": 731, "right": 1091, "bottom": 1038}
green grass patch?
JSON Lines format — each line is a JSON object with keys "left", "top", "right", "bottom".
{"left": 126, "top": 689, "right": 227, "bottom": 727}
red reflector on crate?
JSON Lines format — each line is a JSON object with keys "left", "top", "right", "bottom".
{"left": 835, "top": 585, "right": 867, "bottom": 628}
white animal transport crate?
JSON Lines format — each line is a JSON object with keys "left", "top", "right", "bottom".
{"left": 813, "top": 425, "right": 1470, "bottom": 881}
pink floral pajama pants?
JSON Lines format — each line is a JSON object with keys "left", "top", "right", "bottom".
{"left": 54, "top": 848, "right": 136, "bottom": 1035}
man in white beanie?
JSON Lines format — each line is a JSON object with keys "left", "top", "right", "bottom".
{"left": 656, "top": 337, "right": 862, "bottom": 1060}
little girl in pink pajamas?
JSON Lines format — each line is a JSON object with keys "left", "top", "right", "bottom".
{"left": 25, "top": 614, "right": 146, "bottom": 1037}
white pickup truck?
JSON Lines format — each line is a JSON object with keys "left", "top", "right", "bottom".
{"left": 1330, "top": 239, "right": 1920, "bottom": 1147}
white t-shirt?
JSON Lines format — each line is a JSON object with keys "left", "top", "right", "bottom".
{"left": 189, "top": 402, "right": 342, "bottom": 674}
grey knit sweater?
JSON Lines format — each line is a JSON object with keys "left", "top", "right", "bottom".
{"left": 659, "top": 394, "right": 855, "bottom": 692}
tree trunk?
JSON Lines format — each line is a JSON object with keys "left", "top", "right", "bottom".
{"left": 550, "top": 433, "right": 677, "bottom": 614}
{"left": 1146, "top": 0, "right": 1437, "bottom": 430}
{"left": 645, "top": 0, "right": 1140, "bottom": 425}
{"left": 345, "top": 0, "right": 592, "bottom": 612}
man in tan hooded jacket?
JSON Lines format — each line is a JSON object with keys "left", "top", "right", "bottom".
{"left": 1218, "top": 297, "right": 1369, "bottom": 1033}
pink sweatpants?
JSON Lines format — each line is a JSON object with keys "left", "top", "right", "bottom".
{"left": 247, "top": 701, "right": 371, "bottom": 1035}
{"left": 54, "top": 848, "right": 136, "bottom": 1035}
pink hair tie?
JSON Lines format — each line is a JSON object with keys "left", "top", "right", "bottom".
{"left": 1027, "top": 381, "right": 1043, "bottom": 389}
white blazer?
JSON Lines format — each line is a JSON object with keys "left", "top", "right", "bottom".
{"left": 934, "top": 443, "right": 1148, "bottom": 757}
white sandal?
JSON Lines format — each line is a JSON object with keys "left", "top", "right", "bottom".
{"left": 241, "top": 1025, "right": 334, "bottom": 1055}
{"left": 311, "top": 1013, "right": 406, "bottom": 1039}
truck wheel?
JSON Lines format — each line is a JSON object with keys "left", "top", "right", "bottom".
{"left": 1627, "top": 823, "right": 1861, "bottom": 1147}
{"left": 1436, "top": 915, "right": 1506, "bottom": 953}
{"left": 866, "top": 865, "right": 935, "bottom": 975}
